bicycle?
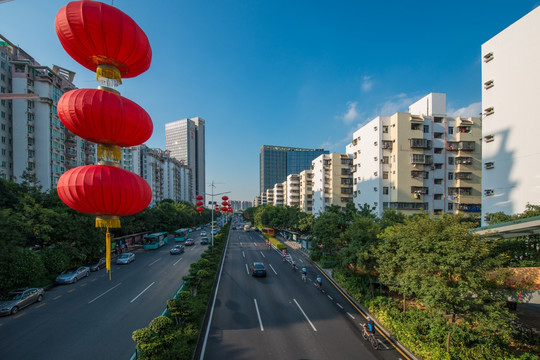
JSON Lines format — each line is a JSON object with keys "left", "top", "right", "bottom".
{"left": 301, "top": 273, "right": 307, "bottom": 282}
{"left": 361, "top": 323, "right": 379, "bottom": 349}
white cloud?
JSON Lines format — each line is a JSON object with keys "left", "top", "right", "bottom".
{"left": 448, "top": 102, "right": 482, "bottom": 118}
{"left": 361, "top": 76, "right": 373, "bottom": 92}
{"left": 340, "top": 101, "right": 360, "bottom": 124}
{"left": 377, "top": 93, "right": 417, "bottom": 116}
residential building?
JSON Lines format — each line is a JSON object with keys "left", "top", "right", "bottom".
{"left": 346, "top": 93, "right": 482, "bottom": 218}
{"left": 286, "top": 174, "right": 300, "bottom": 207}
{"left": 165, "top": 117, "right": 205, "bottom": 202}
{"left": 253, "top": 196, "right": 261, "bottom": 207}
{"left": 266, "top": 187, "right": 274, "bottom": 205}
{"left": 299, "top": 169, "right": 313, "bottom": 214}
{"left": 274, "top": 182, "right": 284, "bottom": 206}
{"left": 311, "top": 153, "right": 353, "bottom": 215}
{"left": 481, "top": 7, "right": 540, "bottom": 224}
{"left": 260, "top": 145, "right": 328, "bottom": 194}
{"left": 0, "top": 34, "right": 96, "bottom": 189}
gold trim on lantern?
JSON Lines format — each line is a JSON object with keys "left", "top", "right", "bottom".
{"left": 97, "top": 85, "right": 121, "bottom": 95}
{"left": 96, "top": 215, "right": 121, "bottom": 229}
{"left": 96, "top": 64, "right": 122, "bottom": 87}
{"left": 97, "top": 144, "right": 121, "bottom": 163}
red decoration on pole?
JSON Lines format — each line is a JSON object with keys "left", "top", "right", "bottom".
{"left": 57, "top": 89, "right": 153, "bottom": 146}
{"left": 55, "top": 1, "right": 152, "bottom": 85}
{"left": 222, "top": 196, "right": 229, "bottom": 201}
{"left": 196, "top": 195, "right": 203, "bottom": 200}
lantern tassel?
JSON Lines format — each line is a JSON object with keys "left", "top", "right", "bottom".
{"left": 106, "top": 228, "right": 111, "bottom": 280}
{"left": 96, "top": 216, "right": 121, "bottom": 228}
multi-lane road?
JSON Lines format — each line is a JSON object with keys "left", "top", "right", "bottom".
{"left": 201, "top": 227, "right": 408, "bottom": 360}
{"left": 0, "top": 229, "right": 208, "bottom": 360}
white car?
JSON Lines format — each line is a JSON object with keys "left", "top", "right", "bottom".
{"left": 200, "top": 231, "right": 206, "bottom": 236}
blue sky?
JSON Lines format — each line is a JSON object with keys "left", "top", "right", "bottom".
{"left": 1, "top": 0, "right": 538, "bottom": 202}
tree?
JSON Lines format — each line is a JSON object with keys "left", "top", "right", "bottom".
{"left": 312, "top": 212, "right": 345, "bottom": 255}
{"left": 376, "top": 214, "right": 513, "bottom": 352}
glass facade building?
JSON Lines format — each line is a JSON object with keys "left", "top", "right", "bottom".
{"left": 260, "top": 145, "right": 328, "bottom": 194}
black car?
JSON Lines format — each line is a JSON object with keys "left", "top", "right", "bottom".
{"left": 88, "top": 257, "right": 106, "bottom": 272}
{"left": 250, "top": 262, "right": 267, "bottom": 277}
{"left": 200, "top": 237, "right": 209, "bottom": 245}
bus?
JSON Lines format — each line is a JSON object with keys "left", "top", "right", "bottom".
{"left": 262, "top": 227, "right": 275, "bottom": 236}
{"left": 174, "top": 228, "right": 189, "bottom": 242}
{"left": 143, "top": 232, "right": 168, "bottom": 250}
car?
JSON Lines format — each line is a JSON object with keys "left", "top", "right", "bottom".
{"left": 55, "top": 266, "right": 90, "bottom": 284}
{"left": 88, "top": 257, "right": 106, "bottom": 272}
{"left": 200, "top": 237, "right": 209, "bottom": 245}
{"left": 0, "top": 288, "right": 45, "bottom": 316}
{"left": 200, "top": 231, "right": 206, "bottom": 236}
{"left": 116, "top": 252, "right": 135, "bottom": 265}
{"left": 185, "top": 239, "right": 195, "bottom": 246}
{"left": 170, "top": 245, "right": 185, "bottom": 255}
{"left": 250, "top": 262, "right": 267, "bottom": 277}
{"left": 196, "top": 227, "right": 201, "bottom": 231}
{"left": 211, "top": 229, "right": 217, "bottom": 235}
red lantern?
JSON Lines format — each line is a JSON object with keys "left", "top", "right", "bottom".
{"left": 57, "top": 165, "right": 151, "bottom": 218}
{"left": 221, "top": 207, "right": 228, "bottom": 212}
{"left": 222, "top": 201, "right": 228, "bottom": 206}
{"left": 57, "top": 89, "right": 153, "bottom": 146}
{"left": 55, "top": 1, "right": 151, "bottom": 83}
{"left": 196, "top": 206, "right": 204, "bottom": 213}
{"left": 222, "top": 196, "right": 229, "bottom": 201}
{"left": 196, "top": 201, "right": 203, "bottom": 206}
{"left": 196, "top": 195, "right": 203, "bottom": 201}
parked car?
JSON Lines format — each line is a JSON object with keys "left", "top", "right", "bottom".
{"left": 200, "top": 231, "right": 206, "bottom": 236}
{"left": 55, "top": 266, "right": 90, "bottom": 284}
{"left": 170, "top": 245, "right": 185, "bottom": 255}
{"left": 185, "top": 239, "right": 195, "bottom": 246}
{"left": 116, "top": 252, "right": 135, "bottom": 264}
{"left": 250, "top": 262, "right": 267, "bottom": 277}
{"left": 0, "top": 288, "right": 44, "bottom": 316}
{"left": 200, "top": 237, "right": 209, "bottom": 245}
{"left": 88, "top": 257, "right": 106, "bottom": 272}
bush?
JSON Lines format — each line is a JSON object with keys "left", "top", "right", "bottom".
{"left": 0, "top": 248, "right": 46, "bottom": 295}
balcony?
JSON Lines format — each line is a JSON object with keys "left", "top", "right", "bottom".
{"left": 381, "top": 141, "right": 393, "bottom": 150}
{"left": 411, "top": 170, "right": 428, "bottom": 179}
{"left": 455, "top": 157, "right": 473, "bottom": 165}
{"left": 455, "top": 172, "right": 472, "bottom": 180}
{"left": 411, "top": 154, "right": 433, "bottom": 165}
{"left": 410, "top": 138, "right": 432, "bottom": 149}
{"left": 457, "top": 203, "right": 481, "bottom": 213}
{"left": 447, "top": 141, "right": 475, "bottom": 152}
{"left": 449, "top": 187, "right": 473, "bottom": 196}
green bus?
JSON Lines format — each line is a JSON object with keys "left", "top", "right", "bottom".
{"left": 174, "top": 228, "right": 189, "bottom": 242}
{"left": 143, "top": 232, "right": 168, "bottom": 250}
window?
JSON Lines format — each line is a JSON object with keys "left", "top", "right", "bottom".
{"left": 448, "top": 203, "right": 454, "bottom": 211}
{"left": 434, "top": 132, "right": 443, "bottom": 139}
{"left": 383, "top": 125, "right": 388, "bottom": 133}
{"left": 383, "top": 187, "right": 389, "bottom": 195}
{"left": 434, "top": 179, "right": 442, "bottom": 185}
{"left": 434, "top": 148, "right": 442, "bottom": 154}
{"left": 434, "top": 194, "right": 442, "bottom": 200}
{"left": 383, "top": 171, "right": 389, "bottom": 179}
{"left": 448, "top": 157, "right": 454, "bottom": 165}
{"left": 448, "top": 172, "right": 454, "bottom": 180}
{"left": 448, "top": 127, "right": 454, "bottom": 135}
{"left": 423, "top": 125, "right": 429, "bottom": 133}
{"left": 434, "top": 117, "right": 443, "bottom": 123}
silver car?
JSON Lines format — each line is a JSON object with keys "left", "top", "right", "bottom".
{"left": 116, "top": 252, "right": 135, "bottom": 265}
{"left": 0, "top": 288, "right": 44, "bottom": 316}
{"left": 55, "top": 266, "right": 90, "bottom": 284}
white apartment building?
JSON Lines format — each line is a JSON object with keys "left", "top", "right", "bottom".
{"left": 286, "top": 174, "right": 300, "bottom": 207}
{"left": 346, "top": 93, "right": 482, "bottom": 218}
{"left": 311, "top": 153, "right": 353, "bottom": 215}
{"left": 273, "top": 182, "right": 284, "bottom": 206}
{"left": 1, "top": 35, "right": 96, "bottom": 189}
{"left": 266, "top": 187, "right": 274, "bottom": 205}
{"left": 165, "top": 117, "right": 205, "bottom": 202}
{"left": 481, "top": 7, "right": 540, "bottom": 224}
{"left": 299, "top": 169, "right": 313, "bottom": 214}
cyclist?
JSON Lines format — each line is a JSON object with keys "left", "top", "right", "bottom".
{"left": 365, "top": 317, "right": 375, "bottom": 335}
{"left": 316, "top": 275, "right": 322, "bottom": 290}
{"left": 301, "top": 267, "right": 307, "bottom": 282}
{"left": 291, "top": 259, "right": 297, "bottom": 271}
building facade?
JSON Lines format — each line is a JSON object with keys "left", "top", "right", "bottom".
{"left": 165, "top": 117, "right": 205, "bottom": 202}
{"left": 259, "top": 145, "right": 328, "bottom": 194}
{"left": 299, "top": 169, "right": 313, "bottom": 214}
{"left": 286, "top": 174, "right": 300, "bottom": 207}
{"left": 481, "top": 7, "right": 540, "bottom": 224}
{"left": 311, "top": 153, "right": 353, "bottom": 215}
{"left": 346, "top": 93, "right": 482, "bottom": 218}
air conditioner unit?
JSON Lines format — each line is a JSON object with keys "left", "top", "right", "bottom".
{"left": 431, "top": 166, "right": 435, "bottom": 170}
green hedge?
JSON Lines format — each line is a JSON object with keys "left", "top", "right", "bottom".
{"left": 263, "top": 234, "right": 287, "bottom": 251}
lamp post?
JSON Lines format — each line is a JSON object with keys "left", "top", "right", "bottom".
{"left": 201, "top": 180, "right": 230, "bottom": 247}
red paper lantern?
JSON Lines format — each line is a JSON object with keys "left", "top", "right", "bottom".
{"left": 222, "top": 196, "right": 229, "bottom": 201}
{"left": 57, "top": 165, "right": 151, "bottom": 217}
{"left": 196, "top": 201, "right": 203, "bottom": 206}
{"left": 222, "top": 201, "right": 228, "bottom": 206}
{"left": 196, "top": 206, "right": 204, "bottom": 213}
{"left": 196, "top": 195, "right": 203, "bottom": 201}
{"left": 58, "top": 89, "right": 153, "bottom": 146}
{"left": 55, "top": 1, "right": 151, "bottom": 81}
{"left": 221, "top": 207, "right": 228, "bottom": 212}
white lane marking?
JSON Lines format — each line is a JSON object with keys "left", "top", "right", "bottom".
{"left": 347, "top": 312, "right": 355, "bottom": 319}
{"left": 130, "top": 282, "right": 155, "bottom": 303}
{"left": 269, "top": 264, "right": 277, "bottom": 275}
{"left": 327, "top": 295, "right": 333, "bottom": 300}
{"left": 242, "top": 251, "right": 245, "bottom": 258}
{"left": 254, "top": 299, "right": 264, "bottom": 331}
{"left": 240, "top": 242, "right": 243, "bottom": 246}
{"left": 245, "top": 263, "right": 249, "bottom": 275}
{"left": 260, "top": 251, "right": 265, "bottom": 258}
{"left": 149, "top": 258, "right": 161, "bottom": 267}
{"left": 88, "top": 283, "right": 121, "bottom": 304}
{"left": 379, "top": 339, "right": 389, "bottom": 349}
{"left": 173, "top": 257, "right": 183, "bottom": 266}
{"left": 298, "top": 258, "right": 304, "bottom": 263}
{"left": 293, "top": 298, "right": 317, "bottom": 331}
{"left": 337, "top": 303, "right": 344, "bottom": 309}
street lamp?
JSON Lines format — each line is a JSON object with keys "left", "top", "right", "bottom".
{"left": 199, "top": 180, "right": 230, "bottom": 247}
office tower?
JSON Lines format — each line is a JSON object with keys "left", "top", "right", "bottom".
{"left": 0, "top": 34, "right": 95, "bottom": 190}
{"left": 346, "top": 93, "right": 482, "bottom": 218}
{"left": 165, "top": 117, "right": 205, "bottom": 202}
{"left": 481, "top": 7, "right": 540, "bottom": 224}
{"left": 311, "top": 153, "right": 353, "bottom": 215}
{"left": 260, "top": 145, "right": 328, "bottom": 194}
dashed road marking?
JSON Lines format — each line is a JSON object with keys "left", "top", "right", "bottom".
{"left": 245, "top": 263, "right": 249, "bottom": 275}
{"left": 242, "top": 251, "right": 245, "bottom": 258}
{"left": 293, "top": 299, "right": 317, "bottom": 331}
{"left": 347, "top": 312, "right": 355, "bottom": 319}
{"left": 254, "top": 299, "right": 264, "bottom": 331}
{"left": 68, "top": 289, "right": 75, "bottom": 293}
{"left": 260, "top": 251, "right": 265, "bottom": 258}
{"left": 269, "top": 264, "right": 277, "bottom": 275}
{"left": 336, "top": 303, "right": 343, "bottom": 309}
{"left": 327, "top": 295, "right": 333, "bottom": 300}
{"left": 53, "top": 296, "right": 61, "bottom": 300}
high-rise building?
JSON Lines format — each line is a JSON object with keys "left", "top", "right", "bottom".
{"left": 311, "top": 153, "right": 353, "bottom": 215}
{"left": 481, "top": 7, "right": 540, "bottom": 225}
{"left": 259, "top": 145, "right": 328, "bottom": 194}
{"left": 1, "top": 34, "right": 95, "bottom": 190}
{"left": 299, "top": 169, "right": 314, "bottom": 214}
{"left": 165, "top": 117, "right": 205, "bottom": 202}
{"left": 346, "top": 93, "right": 482, "bottom": 218}
{"left": 286, "top": 174, "right": 300, "bottom": 207}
